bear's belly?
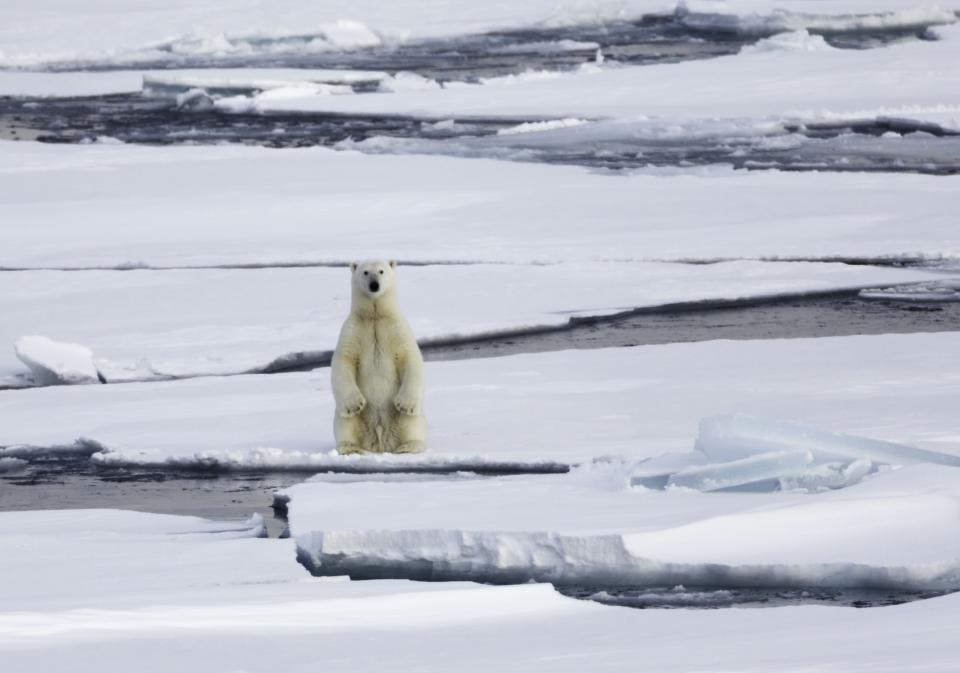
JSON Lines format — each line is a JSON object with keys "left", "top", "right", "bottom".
{"left": 357, "top": 345, "right": 399, "bottom": 409}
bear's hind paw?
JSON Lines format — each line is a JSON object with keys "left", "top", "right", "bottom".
{"left": 336, "top": 442, "right": 365, "bottom": 455}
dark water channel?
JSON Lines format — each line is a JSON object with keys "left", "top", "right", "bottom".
{"left": 5, "top": 92, "right": 958, "bottom": 174}
{"left": 558, "top": 585, "right": 955, "bottom": 609}
{"left": 267, "top": 289, "right": 960, "bottom": 371}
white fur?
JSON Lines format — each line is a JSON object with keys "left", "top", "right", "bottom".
{"left": 331, "top": 260, "right": 426, "bottom": 454}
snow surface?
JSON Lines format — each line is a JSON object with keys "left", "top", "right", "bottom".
{"left": 5, "top": 508, "right": 960, "bottom": 673}
{"left": 0, "top": 262, "right": 945, "bottom": 385}
{"left": 2, "top": 333, "right": 958, "bottom": 468}
{"left": 3, "top": 141, "right": 960, "bottom": 269}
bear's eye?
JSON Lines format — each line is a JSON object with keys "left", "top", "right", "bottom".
{"left": 363, "top": 271, "right": 368, "bottom": 276}
{"left": 379, "top": 270, "right": 383, "bottom": 275}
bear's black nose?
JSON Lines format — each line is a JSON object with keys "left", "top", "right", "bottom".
{"left": 369, "top": 281, "right": 380, "bottom": 292}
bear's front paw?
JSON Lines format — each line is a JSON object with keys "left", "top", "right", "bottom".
{"left": 393, "top": 392, "right": 419, "bottom": 416}
{"left": 340, "top": 390, "right": 366, "bottom": 417}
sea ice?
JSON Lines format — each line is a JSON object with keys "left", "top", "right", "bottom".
{"left": 2, "top": 332, "right": 958, "bottom": 468}
{"left": 860, "top": 279, "right": 960, "bottom": 302}
{"left": 740, "top": 29, "right": 835, "bottom": 53}
{"left": 13, "top": 335, "right": 100, "bottom": 386}
{"left": 695, "top": 414, "right": 960, "bottom": 468}
{"left": 288, "top": 462, "right": 960, "bottom": 589}
{"left": 663, "top": 449, "right": 813, "bottom": 492}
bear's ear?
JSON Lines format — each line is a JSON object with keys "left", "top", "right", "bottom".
{"left": 350, "top": 262, "right": 358, "bottom": 272}
{"left": 389, "top": 260, "right": 397, "bottom": 269}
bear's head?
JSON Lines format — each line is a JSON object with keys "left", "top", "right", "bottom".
{"left": 350, "top": 259, "right": 397, "bottom": 300}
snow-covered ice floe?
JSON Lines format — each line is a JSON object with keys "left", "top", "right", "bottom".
{"left": 1, "top": 261, "right": 947, "bottom": 385}
{"left": 287, "top": 460, "right": 960, "bottom": 590}
{"left": 4, "top": 512, "right": 958, "bottom": 673}
{"left": 4, "top": 141, "right": 960, "bottom": 268}
{"left": 0, "top": 508, "right": 532, "bottom": 632}
{"left": 2, "top": 332, "right": 958, "bottom": 469}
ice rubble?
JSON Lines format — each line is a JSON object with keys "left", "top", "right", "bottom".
{"left": 740, "top": 29, "right": 835, "bottom": 53}
{"left": 637, "top": 414, "right": 960, "bottom": 493}
{"left": 13, "top": 336, "right": 100, "bottom": 386}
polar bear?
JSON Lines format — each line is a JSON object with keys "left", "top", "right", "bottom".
{"left": 331, "top": 260, "right": 426, "bottom": 454}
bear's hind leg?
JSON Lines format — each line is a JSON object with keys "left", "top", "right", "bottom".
{"left": 334, "top": 413, "right": 365, "bottom": 454}
{"left": 391, "top": 413, "right": 426, "bottom": 454}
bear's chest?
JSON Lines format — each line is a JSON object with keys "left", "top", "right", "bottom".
{"left": 356, "top": 320, "right": 401, "bottom": 391}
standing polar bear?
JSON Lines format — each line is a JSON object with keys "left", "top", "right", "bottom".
{"left": 331, "top": 260, "right": 426, "bottom": 454}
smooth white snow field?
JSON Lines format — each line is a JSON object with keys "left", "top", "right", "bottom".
{"left": 1, "top": 508, "right": 959, "bottom": 672}
{"left": 3, "top": 141, "right": 960, "bottom": 268}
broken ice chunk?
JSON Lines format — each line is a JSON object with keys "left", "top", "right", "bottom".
{"left": 859, "top": 279, "right": 960, "bottom": 302}
{"left": 664, "top": 449, "right": 812, "bottom": 492}
{"left": 176, "top": 88, "right": 215, "bottom": 111}
{"left": 14, "top": 335, "right": 101, "bottom": 385}
{"left": 696, "top": 414, "right": 960, "bottom": 468}
{"left": 779, "top": 459, "right": 874, "bottom": 492}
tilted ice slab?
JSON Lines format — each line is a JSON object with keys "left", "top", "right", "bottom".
{"left": 697, "top": 414, "right": 960, "bottom": 468}
{"left": 4, "top": 141, "right": 960, "bottom": 269}
{"left": 13, "top": 335, "right": 100, "bottom": 386}
{"left": 2, "top": 332, "right": 958, "bottom": 470}
{"left": 663, "top": 448, "right": 814, "bottom": 492}
{"left": 1, "top": 261, "right": 945, "bottom": 385}
{"left": 288, "top": 461, "right": 960, "bottom": 590}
